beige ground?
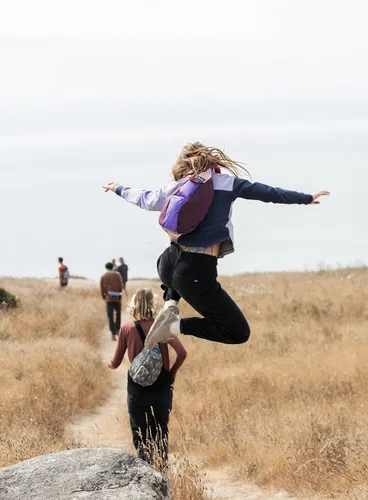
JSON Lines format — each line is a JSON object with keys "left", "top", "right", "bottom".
{"left": 71, "top": 324, "right": 131, "bottom": 450}
{"left": 70, "top": 281, "right": 297, "bottom": 500}
{"left": 71, "top": 279, "right": 154, "bottom": 449}
{"left": 206, "top": 471, "right": 296, "bottom": 500}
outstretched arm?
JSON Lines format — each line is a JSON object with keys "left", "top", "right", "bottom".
{"left": 103, "top": 179, "right": 185, "bottom": 212}
{"left": 233, "top": 178, "right": 329, "bottom": 205}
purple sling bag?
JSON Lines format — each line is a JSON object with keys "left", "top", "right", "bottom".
{"left": 159, "top": 169, "right": 214, "bottom": 241}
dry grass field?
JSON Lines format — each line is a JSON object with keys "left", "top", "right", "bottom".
{"left": 167, "top": 267, "right": 368, "bottom": 499}
{"left": 1, "top": 269, "right": 367, "bottom": 499}
{"left": 0, "top": 277, "right": 208, "bottom": 500}
{"left": 0, "top": 278, "right": 110, "bottom": 466}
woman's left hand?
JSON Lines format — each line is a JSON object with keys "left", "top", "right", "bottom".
{"left": 103, "top": 181, "right": 121, "bottom": 193}
{"left": 311, "top": 191, "right": 330, "bottom": 204}
{"left": 107, "top": 360, "right": 115, "bottom": 369}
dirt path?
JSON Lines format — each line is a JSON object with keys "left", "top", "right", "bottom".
{"left": 205, "top": 470, "right": 296, "bottom": 500}
{"left": 71, "top": 279, "right": 158, "bottom": 449}
{"left": 70, "top": 281, "right": 297, "bottom": 500}
{"left": 71, "top": 323, "right": 132, "bottom": 450}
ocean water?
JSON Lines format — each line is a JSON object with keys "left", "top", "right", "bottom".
{"left": 1, "top": 122, "right": 367, "bottom": 281}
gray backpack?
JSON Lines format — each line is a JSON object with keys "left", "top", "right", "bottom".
{"left": 128, "top": 321, "right": 163, "bottom": 387}
{"left": 61, "top": 267, "right": 69, "bottom": 285}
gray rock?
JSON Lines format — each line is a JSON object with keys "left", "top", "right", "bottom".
{"left": 0, "top": 448, "right": 171, "bottom": 500}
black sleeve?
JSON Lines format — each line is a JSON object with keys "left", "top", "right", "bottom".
{"left": 233, "top": 178, "right": 313, "bottom": 205}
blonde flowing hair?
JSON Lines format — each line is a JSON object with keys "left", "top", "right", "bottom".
{"left": 172, "top": 142, "right": 250, "bottom": 181}
{"left": 130, "top": 288, "right": 156, "bottom": 321}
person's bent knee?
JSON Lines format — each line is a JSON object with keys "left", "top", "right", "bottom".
{"left": 241, "top": 323, "right": 251, "bottom": 343}
{"left": 234, "top": 327, "right": 251, "bottom": 344}
{"left": 228, "top": 319, "right": 251, "bottom": 344}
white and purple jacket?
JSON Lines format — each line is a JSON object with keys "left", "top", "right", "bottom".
{"left": 116, "top": 174, "right": 313, "bottom": 258}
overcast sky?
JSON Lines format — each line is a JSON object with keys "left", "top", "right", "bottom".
{"left": 2, "top": 0, "right": 368, "bottom": 132}
{"left": 1, "top": 0, "right": 367, "bottom": 279}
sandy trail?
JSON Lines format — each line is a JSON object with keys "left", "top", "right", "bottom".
{"left": 71, "top": 279, "right": 158, "bottom": 449}
{"left": 71, "top": 323, "right": 132, "bottom": 450}
{"left": 70, "top": 281, "right": 296, "bottom": 500}
{"left": 205, "top": 470, "right": 296, "bottom": 500}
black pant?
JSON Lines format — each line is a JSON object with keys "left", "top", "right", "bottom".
{"left": 127, "top": 384, "right": 173, "bottom": 466}
{"left": 157, "top": 243, "right": 250, "bottom": 344}
{"left": 106, "top": 301, "right": 121, "bottom": 335}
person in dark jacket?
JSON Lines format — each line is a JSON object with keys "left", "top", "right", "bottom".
{"left": 117, "top": 257, "right": 129, "bottom": 298}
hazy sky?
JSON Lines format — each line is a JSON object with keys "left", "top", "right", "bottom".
{"left": 1, "top": 0, "right": 367, "bottom": 279}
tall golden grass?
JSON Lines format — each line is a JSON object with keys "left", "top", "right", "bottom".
{"left": 167, "top": 267, "right": 368, "bottom": 498}
{"left": 1, "top": 268, "right": 367, "bottom": 500}
{"left": 0, "top": 278, "right": 111, "bottom": 466}
{"left": 0, "top": 277, "right": 209, "bottom": 500}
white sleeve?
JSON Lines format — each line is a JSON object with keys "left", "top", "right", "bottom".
{"left": 116, "top": 180, "right": 185, "bottom": 211}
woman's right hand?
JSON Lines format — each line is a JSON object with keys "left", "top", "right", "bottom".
{"left": 103, "top": 181, "right": 121, "bottom": 193}
{"left": 311, "top": 191, "right": 330, "bottom": 204}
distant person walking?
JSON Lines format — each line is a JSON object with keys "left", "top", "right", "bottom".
{"left": 100, "top": 262, "right": 123, "bottom": 341}
{"left": 111, "top": 258, "right": 118, "bottom": 271}
{"left": 58, "top": 257, "right": 69, "bottom": 287}
{"left": 104, "top": 142, "right": 329, "bottom": 349}
{"left": 117, "top": 257, "right": 129, "bottom": 298}
{"left": 108, "top": 288, "right": 187, "bottom": 467}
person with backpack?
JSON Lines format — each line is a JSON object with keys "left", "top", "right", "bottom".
{"left": 58, "top": 257, "right": 69, "bottom": 287}
{"left": 108, "top": 288, "right": 187, "bottom": 467}
{"left": 100, "top": 262, "right": 123, "bottom": 341}
{"left": 103, "top": 142, "right": 330, "bottom": 349}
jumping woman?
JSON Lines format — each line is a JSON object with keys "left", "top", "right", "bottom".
{"left": 104, "top": 142, "right": 329, "bottom": 349}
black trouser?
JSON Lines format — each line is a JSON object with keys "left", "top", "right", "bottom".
{"left": 106, "top": 301, "right": 121, "bottom": 335}
{"left": 157, "top": 243, "right": 250, "bottom": 344}
{"left": 127, "top": 382, "right": 173, "bottom": 466}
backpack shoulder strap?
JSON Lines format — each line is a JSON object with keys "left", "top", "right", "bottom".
{"left": 133, "top": 321, "right": 146, "bottom": 347}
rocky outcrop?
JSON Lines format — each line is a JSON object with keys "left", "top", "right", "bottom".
{"left": 0, "top": 448, "right": 171, "bottom": 500}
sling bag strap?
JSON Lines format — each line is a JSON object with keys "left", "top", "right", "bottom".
{"left": 133, "top": 320, "right": 147, "bottom": 347}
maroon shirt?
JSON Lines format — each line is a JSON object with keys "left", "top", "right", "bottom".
{"left": 110, "top": 319, "right": 187, "bottom": 379}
